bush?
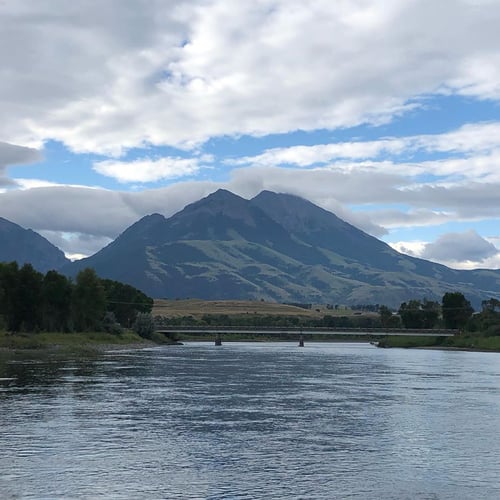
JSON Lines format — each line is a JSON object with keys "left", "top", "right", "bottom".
{"left": 483, "top": 324, "right": 500, "bottom": 337}
{"left": 102, "top": 312, "right": 124, "bottom": 335}
{"left": 133, "top": 312, "right": 155, "bottom": 339}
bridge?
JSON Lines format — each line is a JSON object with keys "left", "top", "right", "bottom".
{"left": 156, "top": 326, "right": 458, "bottom": 346}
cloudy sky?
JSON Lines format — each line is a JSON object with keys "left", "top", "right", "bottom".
{"left": 1, "top": 0, "right": 500, "bottom": 268}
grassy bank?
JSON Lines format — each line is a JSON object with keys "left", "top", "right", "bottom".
{"left": 0, "top": 330, "right": 171, "bottom": 352}
{"left": 378, "top": 335, "right": 500, "bottom": 351}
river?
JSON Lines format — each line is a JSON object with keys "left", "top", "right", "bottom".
{"left": 1, "top": 342, "right": 500, "bottom": 499}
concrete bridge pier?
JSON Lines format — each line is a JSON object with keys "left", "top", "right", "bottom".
{"left": 215, "top": 333, "right": 222, "bottom": 346}
{"left": 298, "top": 334, "right": 304, "bottom": 347}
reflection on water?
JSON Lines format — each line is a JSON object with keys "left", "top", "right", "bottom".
{"left": 1, "top": 343, "right": 500, "bottom": 499}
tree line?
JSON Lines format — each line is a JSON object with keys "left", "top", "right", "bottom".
{"left": 155, "top": 292, "right": 500, "bottom": 336}
{"left": 394, "top": 293, "right": 500, "bottom": 336}
{"left": 0, "top": 262, "right": 153, "bottom": 333}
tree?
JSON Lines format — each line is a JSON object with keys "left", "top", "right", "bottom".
{"left": 41, "top": 270, "right": 73, "bottom": 332}
{"left": 481, "top": 298, "right": 500, "bottom": 313}
{"left": 0, "top": 262, "right": 19, "bottom": 331}
{"left": 101, "top": 279, "right": 153, "bottom": 327}
{"left": 467, "top": 297, "right": 500, "bottom": 336}
{"left": 442, "top": 292, "right": 473, "bottom": 330}
{"left": 15, "top": 263, "right": 43, "bottom": 332}
{"left": 379, "top": 305, "right": 392, "bottom": 328}
{"left": 399, "top": 299, "right": 439, "bottom": 329}
{"left": 399, "top": 300, "right": 423, "bottom": 328}
{"left": 71, "top": 268, "right": 106, "bottom": 331}
{"left": 421, "top": 299, "right": 440, "bottom": 329}
{"left": 133, "top": 312, "right": 155, "bottom": 339}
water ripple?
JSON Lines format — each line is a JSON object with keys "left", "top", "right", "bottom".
{"left": 1, "top": 342, "right": 500, "bottom": 498}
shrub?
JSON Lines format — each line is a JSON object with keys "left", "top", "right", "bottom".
{"left": 102, "top": 312, "right": 124, "bottom": 335}
{"left": 133, "top": 312, "right": 155, "bottom": 339}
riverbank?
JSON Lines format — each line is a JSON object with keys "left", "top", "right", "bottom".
{"left": 0, "top": 330, "right": 175, "bottom": 353}
{"left": 377, "top": 334, "right": 500, "bottom": 352}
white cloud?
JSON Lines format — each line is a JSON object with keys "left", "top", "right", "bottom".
{"left": 0, "top": 142, "right": 42, "bottom": 186}
{"left": 372, "top": 209, "right": 454, "bottom": 229}
{"left": 2, "top": 1, "right": 500, "bottom": 153}
{"left": 421, "top": 229, "right": 499, "bottom": 263}
{"left": 4, "top": 159, "right": 500, "bottom": 249}
{"left": 93, "top": 156, "right": 204, "bottom": 183}
{"left": 14, "top": 179, "right": 67, "bottom": 190}
{"left": 37, "top": 231, "right": 113, "bottom": 261}
{"left": 391, "top": 231, "right": 500, "bottom": 270}
{"left": 388, "top": 241, "right": 427, "bottom": 259}
{"left": 417, "top": 122, "right": 500, "bottom": 154}
{"left": 2, "top": 1, "right": 500, "bottom": 272}
{"left": 0, "top": 181, "right": 221, "bottom": 256}
{"left": 230, "top": 122, "right": 500, "bottom": 169}
{"left": 228, "top": 140, "right": 407, "bottom": 167}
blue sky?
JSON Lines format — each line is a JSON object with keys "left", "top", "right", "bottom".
{"left": 1, "top": 0, "right": 500, "bottom": 268}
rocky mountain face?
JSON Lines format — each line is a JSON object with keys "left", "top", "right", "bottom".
{"left": 0, "top": 217, "right": 69, "bottom": 272}
{"left": 64, "top": 189, "right": 500, "bottom": 308}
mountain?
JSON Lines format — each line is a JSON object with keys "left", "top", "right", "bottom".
{"left": 0, "top": 217, "right": 69, "bottom": 272}
{"left": 64, "top": 189, "right": 500, "bottom": 308}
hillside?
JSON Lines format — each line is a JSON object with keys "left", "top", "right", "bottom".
{"left": 0, "top": 217, "right": 69, "bottom": 272}
{"left": 64, "top": 189, "right": 500, "bottom": 308}
{"left": 152, "top": 299, "right": 326, "bottom": 319}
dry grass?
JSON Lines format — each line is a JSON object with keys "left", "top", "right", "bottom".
{"left": 152, "top": 299, "right": 336, "bottom": 319}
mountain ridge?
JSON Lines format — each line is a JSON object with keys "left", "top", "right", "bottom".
{"left": 62, "top": 190, "right": 500, "bottom": 308}
{"left": 0, "top": 217, "right": 69, "bottom": 272}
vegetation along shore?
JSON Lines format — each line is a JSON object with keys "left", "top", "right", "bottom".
{"left": 2, "top": 260, "right": 500, "bottom": 352}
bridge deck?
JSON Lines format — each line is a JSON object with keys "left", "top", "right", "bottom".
{"left": 156, "top": 327, "right": 457, "bottom": 337}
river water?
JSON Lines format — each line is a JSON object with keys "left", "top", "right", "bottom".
{"left": 1, "top": 342, "right": 500, "bottom": 499}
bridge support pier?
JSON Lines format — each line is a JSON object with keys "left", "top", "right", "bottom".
{"left": 215, "top": 333, "right": 222, "bottom": 346}
{"left": 298, "top": 334, "right": 304, "bottom": 347}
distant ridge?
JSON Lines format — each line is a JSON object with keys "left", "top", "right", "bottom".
{"left": 0, "top": 217, "right": 69, "bottom": 272}
{"left": 63, "top": 189, "right": 500, "bottom": 308}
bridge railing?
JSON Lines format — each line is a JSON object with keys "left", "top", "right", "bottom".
{"left": 156, "top": 326, "right": 459, "bottom": 335}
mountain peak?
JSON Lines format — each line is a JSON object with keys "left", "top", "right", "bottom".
{"left": 62, "top": 189, "right": 500, "bottom": 307}
{"left": 251, "top": 190, "right": 338, "bottom": 229}
{"left": 179, "top": 189, "right": 249, "bottom": 220}
{"left": 209, "top": 188, "right": 241, "bottom": 199}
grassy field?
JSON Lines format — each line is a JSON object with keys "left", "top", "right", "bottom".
{"left": 152, "top": 298, "right": 364, "bottom": 319}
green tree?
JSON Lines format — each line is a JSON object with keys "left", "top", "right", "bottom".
{"left": 399, "top": 300, "right": 423, "bottom": 328}
{"left": 399, "top": 299, "right": 439, "bottom": 329}
{"left": 101, "top": 279, "right": 153, "bottom": 327}
{"left": 421, "top": 299, "right": 440, "bottom": 328}
{"left": 15, "top": 264, "right": 44, "bottom": 332}
{"left": 0, "top": 262, "right": 19, "bottom": 331}
{"left": 468, "top": 298, "right": 500, "bottom": 336}
{"left": 379, "top": 305, "right": 392, "bottom": 328}
{"left": 442, "top": 292, "right": 473, "bottom": 330}
{"left": 133, "top": 312, "right": 155, "bottom": 339}
{"left": 481, "top": 298, "right": 500, "bottom": 313}
{"left": 72, "top": 268, "right": 106, "bottom": 331}
{"left": 41, "top": 270, "right": 73, "bottom": 331}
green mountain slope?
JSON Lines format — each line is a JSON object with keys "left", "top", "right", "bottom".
{"left": 65, "top": 190, "right": 500, "bottom": 307}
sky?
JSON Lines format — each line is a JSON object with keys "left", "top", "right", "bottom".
{"left": 1, "top": 0, "right": 500, "bottom": 269}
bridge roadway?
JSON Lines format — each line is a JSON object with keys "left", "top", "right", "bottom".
{"left": 156, "top": 326, "right": 457, "bottom": 345}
